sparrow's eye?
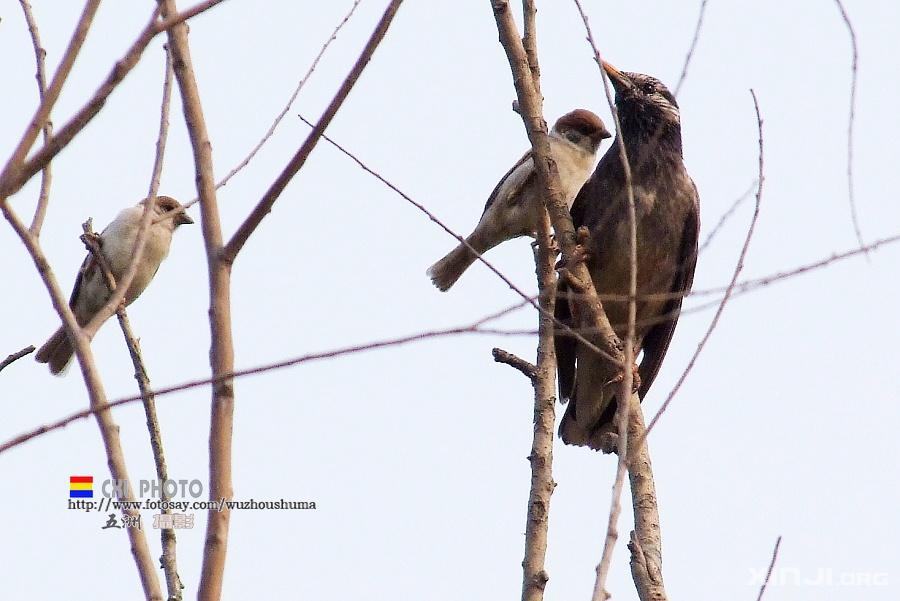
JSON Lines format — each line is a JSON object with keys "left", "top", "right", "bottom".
{"left": 565, "top": 130, "right": 583, "bottom": 144}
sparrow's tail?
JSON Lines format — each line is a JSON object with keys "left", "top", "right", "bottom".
{"left": 427, "top": 234, "right": 492, "bottom": 291}
{"left": 35, "top": 326, "right": 74, "bottom": 376}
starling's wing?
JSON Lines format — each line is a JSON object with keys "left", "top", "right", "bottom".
{"left": 481, "top": 150, "right": 535, "bottom": 214}
{"left": 554, "top": 282, "right": 576, "bottom": 401}
{"left": 637, "top": 184, "right": 700, "bottom": 399}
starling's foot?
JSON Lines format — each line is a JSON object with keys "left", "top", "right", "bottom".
{"left": 605, "top": 362, "right": 642, "bottom": 394}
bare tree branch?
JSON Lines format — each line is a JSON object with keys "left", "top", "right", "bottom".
{"left": 0, "top": 0, "right": 228, "bottom": 201}
{"left": 182, "top": 0, "right": 364, "bottom": 210}
{"left": 0, "top": 345, "right": 36, "bottom": 373}
{"left": 674, "top": 0, "right": 709, "bottom": 97}
{"left": 143, "top": 46, "right": 182, "bottom": 601}
{"left": 221, "top": 0, "right": 405, "bottom": 264}
{"left": 0, "top": 301, "right": 530, "bottom": 455}
{"left": 18, "top": 0, "right": 55, "bottom": 236}
{"left": 567, "top": 4, "right": 649, "bottom": 599}
{"left": 643, "top": 89, "right": 765, "bottom": 439}
{"left": 520, "top": 191, "right": 557, "bottom": 601}
{"left": 0, "top": 207, "right": 162, "bottom": 598}
{"left": 156, "top": 1, "right": 233, "bottom": 598}
{"left": 833, "top": 0, "right": 863, "bottom": 250}
{"left": 756, "top": 536, "right": 783, "bottom": 601}
{"left": 493, "top": 347, "right": 537, "bottom": 383}
{"left": 0, "top": 0, "right": 101, "bottom": 198}
{"left": 625, "top": 402, "right": 666, "bottom": 601}
{"left": 80, "top": 217, "right": 182, "bottom": 599}
{"left": 698, "top": 180, "right": 757, "bottom": 254}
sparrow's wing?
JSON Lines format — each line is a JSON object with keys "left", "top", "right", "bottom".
{"left": 637, "top": 184, "right": 700, "bottom": 399}
{"left": 481, "top": 150, "right": 535, "bottom": 214}
{"left": 68, "top": 252, "right": 98, "bottom": 313}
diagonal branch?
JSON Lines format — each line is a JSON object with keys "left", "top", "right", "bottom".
{"left": 0, "top": 0, "right": 227, "bottom": 201}
{"left": 182, "top": 0, "right": 364, "bottom": 210}
{"left": 1, "top": 207, "right": 161, "bottom": 598}
{"left": 221, "top": 0, "right": 405, "bottom": 264}
{"left": 0, "top": 0, "right": 101, "bottom": 197}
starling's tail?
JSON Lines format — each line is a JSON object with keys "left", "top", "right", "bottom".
{"left": 35, "top": 326, "right": 74, "bottom": 376}
{"left": 558, "top": 389, "right": 620, "bottom": 453}
{"left": 427, "top": 242, "right": 481, "bottom": 291}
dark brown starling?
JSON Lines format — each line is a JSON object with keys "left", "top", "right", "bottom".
{"left": 556, "top": 63, "right": 700, "bottom": 451}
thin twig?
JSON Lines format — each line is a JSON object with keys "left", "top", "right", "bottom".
{"left": 833, "top": 0, "right": 864, "bottom": 251}
{"left": 0, "top": 301, "right": 530, "bottom": 455}
{"left": 674, "top": 0, "right": 708, "bottom": 97}
{"left": 698, "top": 180, "right": 757, "bottom": 254}
{"left": 0, "top": 345, "right": 36, "bottom": 373}
{"left": 569, "top": 3, "right": 643, "bottom": 599}
{"left": 141, "top": 46, "right": 183, "bottom": 601}
{"left": 643, "top": 89, "right": 765, "bottom": 439}
{"left": 18, "top": 0, "right": 54, "bottom": 235}
{"left": 756, "top": 536, "right": 783, "bottom": 601}
{"left": 182, "top": 0, "right": 364, "bottom": 210}
{"left": 298, "top": 114, "right": 620, "bottom": 366}
{"left": 221, "top": 0, "right": 405, "bottom": 263}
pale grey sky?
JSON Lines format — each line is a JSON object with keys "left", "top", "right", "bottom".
{"left": 2, "top": 1, "right": 898, "bottom": 599}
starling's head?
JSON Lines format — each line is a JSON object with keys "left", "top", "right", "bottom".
{"left": 601, "top": 62, "right": 681, "bottom": 147}
{"left": 552, "top": 108, "right": 612, "bottom": 154}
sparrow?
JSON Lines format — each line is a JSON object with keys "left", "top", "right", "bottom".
{"left": 556, "top": 64, "right": 700, "bottom": 451}
{"left": 427, "top": 109, "right": 611, "bottom": 291}
{"left": 35, "top": 196, "right": 193, "bottom": 375}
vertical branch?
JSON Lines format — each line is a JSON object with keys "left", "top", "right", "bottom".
{"left": 568, "top": 5, "right": 645, "bottom": 598}
{"left": 522, "top": 0, "right": 541, "bottom": 100}
{"left": 521, "top": 211, "right": 558, "bottom": 601}
{"left": 143, "top": 46, "right": 182, "bottom": 601}
{"left": 18, "top": 0, "right": 55, "bottom": 235}
{"left": 156, "top": 3, "right": 232, "bottom": 600}
{"left": 833, "top": 0, "right": 863, "bottom": 249}
{"left": 624, "top": 400, "right": 666, "bottom": 601}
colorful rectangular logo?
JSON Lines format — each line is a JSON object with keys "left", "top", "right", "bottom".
{"left": 69, "top": 475, "right": 93, "bottom": 498}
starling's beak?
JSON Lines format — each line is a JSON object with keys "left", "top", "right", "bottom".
{"left": 176, "top": 211, "right": 194, "bottom": 226}
{"left": 602, "top": 61, "right": 633, "bottom": 92}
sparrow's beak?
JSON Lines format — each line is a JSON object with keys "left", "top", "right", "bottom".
{"left": 176, "top": 211, "right": 194, "bottom": 226}
{"left": 598, "top": 125, "right": 612, "bottom": 140}
{"left": 602, "top": 61, "right": 633, "bottom": 92}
